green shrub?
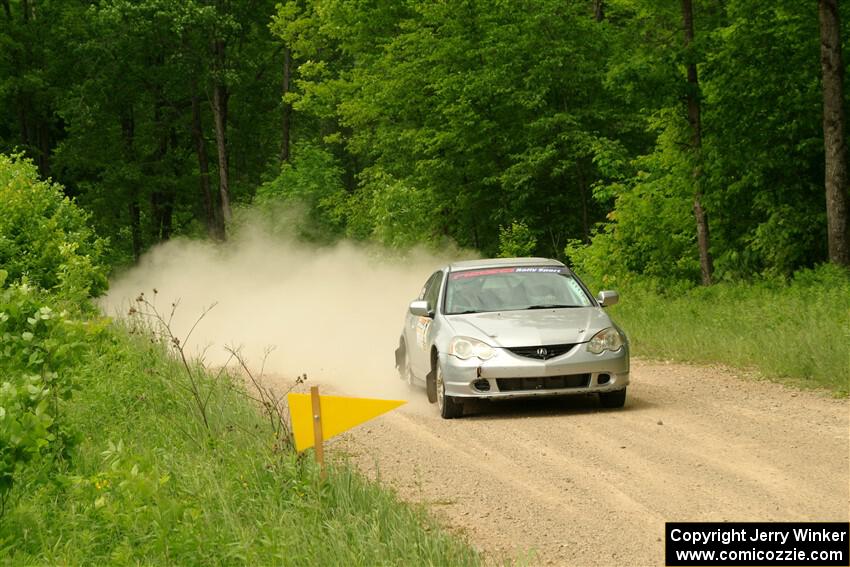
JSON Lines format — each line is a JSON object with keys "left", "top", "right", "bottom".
{"left": 0, "top": 276, "right": 98, "bottom": 514}
{"left": 498, "top": 220, "right": 537, "bottom": 258}
{"left": 0, "top": 154, "right": 108, "bottom": 299}
{"left": 253, "top": 147, "right": 448, "bottom": 250}
{"left": 360, "top": 169, "right": 441, "bottom": 248}
{"left": 566, "top": 111, "right": 701, "bottom": 285}
{"left": 0, "top": 375, "right": 54, "bottom": 513}
{"left": 254, "top": 144, "right": 349, "bottom": 243}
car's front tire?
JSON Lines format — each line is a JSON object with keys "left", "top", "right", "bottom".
{"left": 436, "top": 363, "right": 463, "bottom": 419}
{"left": 599, "top": 387, "right": 627, "bottom": 408}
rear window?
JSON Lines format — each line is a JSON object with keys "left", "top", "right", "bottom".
{"left": 445, "top": 267, "right": 592, "bottom": 314}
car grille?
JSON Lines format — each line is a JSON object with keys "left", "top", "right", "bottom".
{"left": 505, "top": 343, "right": 576, "bottom": 360}
{"left": 496, "top": 374, "right": 590, "bottom": 392}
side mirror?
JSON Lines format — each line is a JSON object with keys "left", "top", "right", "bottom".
{"left": 597, "top": 290, "right": 619, "bottom": 307}
{"left": 409, "top": 299, "right": 432, "bottom": 317}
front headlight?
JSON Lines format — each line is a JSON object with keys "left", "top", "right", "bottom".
{"left": 448, "top": 336, "right": 495, "bottom": 360}
{"left": 587, "top": 327, "right": 625, "bottom": 354}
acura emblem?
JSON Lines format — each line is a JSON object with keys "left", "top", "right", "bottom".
{"left": 537, "top": 347, "right": 548, "bottom": 357}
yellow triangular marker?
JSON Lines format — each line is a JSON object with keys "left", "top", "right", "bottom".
{"left": 288, "top": 392, "right": 406, "bottom": 452}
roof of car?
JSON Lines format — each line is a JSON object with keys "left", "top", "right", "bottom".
{"left": 448, "top": 257, "right": 566, "bottom": 271}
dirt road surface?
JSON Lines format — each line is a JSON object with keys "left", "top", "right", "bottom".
{"left": 335, "top": 359, "right": 850, "bottom": 566}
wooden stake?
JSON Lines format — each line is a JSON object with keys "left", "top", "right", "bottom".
{"left": 310, "top": 385, "right": 325, "bottom": 478}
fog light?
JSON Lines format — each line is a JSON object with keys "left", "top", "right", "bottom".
{"left": 597, "top": 373, "right": 611, "bottom": 385}
{"left": 472, "top": 379, "right": 490, "bottom": 392}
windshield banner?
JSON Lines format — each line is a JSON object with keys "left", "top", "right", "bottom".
{"left": 450, "top": 266, "right": 565, "bottom": 280}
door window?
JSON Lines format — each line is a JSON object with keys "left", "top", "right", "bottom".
{"left": 421, "top": 271, "right": 443, "bottom": 311}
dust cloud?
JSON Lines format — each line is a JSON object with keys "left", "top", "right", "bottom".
{"left": 102, "top": 224, "right": 472, "bottom": 402}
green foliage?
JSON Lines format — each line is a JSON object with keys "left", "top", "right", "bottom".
{"left": 255, "top": 144, "right": 348, "bottom": 242}
{"left": 2, "top": 0, "right": 846, "bottom": 280}
{"left": 255, "top": 147, "right": 447, "bottom": 249}
{"left": 0, "top": 375, "right": 54, "bottom": 516}
{"left": 0, "top": 154, "right": 108, "bottom": 299}
{"left": 356, "top": 169, "right": 441, "bottom": 249}
{"left": 567, "top": 111, "right": 700, "bottom": 284}
{"left": 0, "top": 314, "right": 479, "bottom": 564}
{"left": 0, "top": 283, "right": 96, "bottom": 514}
{"left": 498, "top": 221, "right": 538, "bottom": 258}
{"left": 0, "top": 0, "right": 284, "bottom": 263}
{"left": 270, "top": 0, "right": 634, "bottom": 257}
{"left": 699, "top": 0, "right": 826, "bottom": 279}
{"left": 574, "top": 0, "right": 835, "bottom": 282}
{"left": 598, "top": 264, "right": 850, "bottom": 394}
{"left": 266, "top": 0, "right": 838, "bottom": 280}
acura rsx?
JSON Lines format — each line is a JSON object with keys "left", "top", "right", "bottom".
{"left": 395, "top": 257, "right": 629, "bottom": 418}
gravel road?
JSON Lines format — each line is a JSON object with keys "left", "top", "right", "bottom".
{"left": 336, "top": 359, "right": 850, "bottom": 566}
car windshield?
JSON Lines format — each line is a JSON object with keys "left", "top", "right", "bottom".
{"left": 444, "top": 267, "right": 593, "bottom": 314}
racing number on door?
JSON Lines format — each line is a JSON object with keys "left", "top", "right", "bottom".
{"left": 416, "top": 316, "right": 431, "bottom": 350}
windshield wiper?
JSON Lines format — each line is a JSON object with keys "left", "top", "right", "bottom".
{"left": 525, "top": 304, "right": 581, "bottom": 310}
{"left": 450, "top": 309, "right": 485, "bottom": 315}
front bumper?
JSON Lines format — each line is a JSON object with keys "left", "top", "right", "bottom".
{"left": 439, "top": 343, "right": 629, "bottom": 399}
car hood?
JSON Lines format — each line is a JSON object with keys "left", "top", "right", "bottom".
{"left": 444, "top": 308, "right": 613, "bottom": 347}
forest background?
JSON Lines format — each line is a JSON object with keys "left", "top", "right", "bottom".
{"left": 1, "top": 0, "right": 849, "bottom": 388}
{"left": 1, "top": 0, "right": 848, "bottom": 278}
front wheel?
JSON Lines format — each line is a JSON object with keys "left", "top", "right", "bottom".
{"left": 436, "top": 364, "right": 464, "bottom": 419}
{"left": 599, "top": 387, "right": 627, "bottom": 408}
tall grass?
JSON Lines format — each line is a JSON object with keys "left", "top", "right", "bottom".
{"left": 601, "top": 264, "right": 850, "bottom": 395}
{"left": 1, "top": 322, "right": 479, "bottom": 565}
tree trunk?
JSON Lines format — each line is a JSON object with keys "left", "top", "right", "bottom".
{"left": 212, "top": 38, "right": 232, "bottom": 225}
{"left": 16, "top": 0, "right": 32, "bottom": 150}
{"left": 682, "top": 0, "right": 713, "bottom": 285}
{"left": 575, "top": 162, "right": 590, "bottom": 242}
{"left": 159, "top": 127, "right": 180, "bottom": 241}
{"left": 16, "top": 98, "right": 30, "bottom": 149}
{"left": 151, "top": 96, "right": 168, "bottom": 241}
{"left": 819, "top": 0, "right": 850, "bottom": 265}
{"left": 593, "top": 0, "right": 604, "bottom": 22}
{"left": 148, "top": 89, "right": 176, "bottom": 242}
{"left": 128, "top": 198, "right": 142, "bottom": 261}
{"left": 192, "top": 91, "right": 223, "bottom": 240}
{"left": 36, "top": 119, "right": 50, "bottom": 178}
{"left": 15, "top": 0, "right": 49, "bottom": 177}
{"left": 121, "top": 111, "right": 142, "bottom": 261}
{"left": 280, "top": 47, "right": 292, "bottom": 163}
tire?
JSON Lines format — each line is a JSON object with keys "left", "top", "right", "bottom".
{"left": 436, "top": 363, "right": 464, "bottom": 419}
{"left": 397, "top": 342, "right": 415, "bottom": 387}
{"left": 599, "top": 387, "right": 627, "bottom": 409}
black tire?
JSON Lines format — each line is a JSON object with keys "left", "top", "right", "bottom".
{"left": 397, "top": 341, "right": 415, "bottom": 387}
{"left": 599, "top": 387, "right": 627, "bottom": 408}
{"left": 426, "top": 367, "right": 437, "bottom": 403}
{"left": 436, "top": 364, "right": 464, "bottom": 419}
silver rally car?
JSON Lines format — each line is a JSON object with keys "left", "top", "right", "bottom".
{"left": 395, "top": 258, "right": 630, "bottom": 418}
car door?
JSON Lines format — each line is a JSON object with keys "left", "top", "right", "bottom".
{"left": 405, "top": 270, "right": 443, "bottom": 379}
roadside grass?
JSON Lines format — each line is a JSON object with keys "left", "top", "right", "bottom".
{"left": 599, "top": 265, "right": 850, "bottom": 396}
{"left": 0, "top": 320, "right": 480, "bottom": 565}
